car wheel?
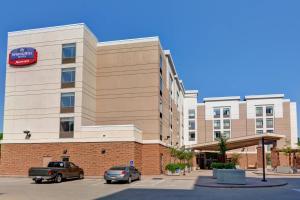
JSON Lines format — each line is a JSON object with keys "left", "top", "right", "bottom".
{"left": 55, "top": 174, "right": 63, "bottom": 183}
{"left": 127, "top": 176, "right": 132, "bottom": 184}
{"left": 79, "top": 172, "right": 84, "bottom": 179}
{"left": 106, "top": 180, "right": 112, "bottom": 184}
{"left": 35, "top": 179, "right": 42, "bottom": 184}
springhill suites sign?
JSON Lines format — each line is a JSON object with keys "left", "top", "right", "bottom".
{"left": 9, "top": 47, "right": 38, "bottom": 66}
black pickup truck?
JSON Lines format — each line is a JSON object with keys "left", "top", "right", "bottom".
{"left": 28, "top": 161, "right": 84, "bottom": 183}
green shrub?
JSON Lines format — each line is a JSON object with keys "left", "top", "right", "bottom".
{"left": 211, "top": 162, "right": 236, "bottom": 169}
{"left": 0, "top": 133, "right": 2, "bottom": 140}
{"left": 165, "top": 163, "right": 187, "bottom": 173}
{"left": 224, "top": 162, "right": 236, "bottom": 169}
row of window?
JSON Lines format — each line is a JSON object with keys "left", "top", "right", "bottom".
{"left": 60, "top": 43, "right": 76, "bottom": 138}
{"left": 214, "top": 119, "right": 230, "bottom": 129}
{"left": 213, "top": 107, "right": 230, "bottom": 118}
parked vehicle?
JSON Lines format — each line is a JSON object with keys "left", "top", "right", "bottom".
{"left": 104, "top": 166, "right": 141, "bottom": 184}
{"left": 28, "top": 161, "right": 84, "bottom": 184}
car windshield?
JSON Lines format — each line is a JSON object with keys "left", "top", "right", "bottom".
{"left": 48, "top": 162, "right": 64, "bottom": 168}
{"left": 110, "top": 166, "right": 127, "bottom": 170}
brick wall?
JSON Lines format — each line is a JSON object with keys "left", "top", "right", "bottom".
{"left": 227, "top": 153, "right": 257, "bottom": 169}
{"left": 0, "top": 142, "right": 170, "bottom": 176}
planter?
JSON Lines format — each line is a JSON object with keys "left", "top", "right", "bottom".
{"left": 212, "top": 168, "right": 218, "bottom": 179}
{"left": 166, "top": 169, "right": 181, "bottom": 176}
{"left": 216, "top": 169, "right": 246, "bottom": 185}
{"left": 276, "top": 166, "right": 297, "bottom": 174}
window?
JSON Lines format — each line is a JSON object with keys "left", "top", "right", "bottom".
{"left": 160, "top": 120, "right": 163, "bottom": 141}
{"left": 60, "top": 117, "right": 74, "bottom": 138}
{"left": 62, "top": 43, "right": 76, "bottom": 64}
{"left": 256, "top": 107, "right": 263, "bottom": 117}
{"left": 223, "top": 119, "right": 230, "bottom": 129}
{"left": 223, "top": 131, "right": 230, "bottom": 139}
{"left": 266, "top": 106, "right": 274, "bottom": 116}
{"left": 255, "top": 105, "right": 274, "bottom": 134}
{"left": 266, "top": 118, "right": 274, "bottom": 128}
{"left": 214, "top": 120, "right": 221, "bottom": 129}
{"left": 223, "top": 108, "right": 230, "bottom": 118}
{"left": 188, "top": 109, "right": 195, "bottom": 119}
{"left": 256, "top": 118, "right": 263, "bottom": 128}
{"left": 61, "top": 93, "right": 75, "bottom": 113}
{"left": 189, "top": 120, "right": 195, "bottom": 130}
{"left": 159, "top": 98, "right": 163, "bottom": 118}
{"left": 169, "top": 75, "right": 173, "bottom": 96}
{"left": 189, "top": 131, "right": 195, "bottom": 141}
{"left": 160, "top": 75, "right": 163, "bottom": 96}
{"left": 214, "top": 131, "right": 221, "bottom": 140}
{"left": 159, "top": 55, "right": 163, "bottom": 71}
{"left": 213, "top": 108, "right": 220, "bottom": 118}
{"left": 170, "top": 113, "right": 173, "bottom": 129}
{"left": 61, "top": 68, "right": 75, "bottom": 88}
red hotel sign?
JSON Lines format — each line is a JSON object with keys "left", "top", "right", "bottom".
{"left": 9, "top": 47, "right": 38, "bottom": 66}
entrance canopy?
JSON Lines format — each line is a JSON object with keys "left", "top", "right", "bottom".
{"left": 190, "top": 133, "right": 285, "bottom": 151}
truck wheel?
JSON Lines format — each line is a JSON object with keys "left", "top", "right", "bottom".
{"left": 79, "top": 172, "right": 84, "bottom": 179}
{"left": 106, "top": 180, "right": 111, "bottom": 184}
{"left": 55, "top": 174, "right": 63, "bottom": 183}
{"left": 35, "top": 179, "right": 42, "bottom": 184}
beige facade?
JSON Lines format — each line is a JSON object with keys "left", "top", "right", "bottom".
{"left": 3, "top": 23, "right": 184, "bottom": 146}
{"left": 1, "top": 23, "right": 187, "bottom": 175}
{"left": 185, "top": 95, "right": 298, "bottom": 151}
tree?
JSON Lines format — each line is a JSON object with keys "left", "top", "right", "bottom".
{"left": 297, "top": 138, "right": 300, "bottom": 147}
{"left": 217, "top": 136, "right": 228, "bottom": 163}
{"left": 0, "top": 132, "right": 2, "bottom": 140}
{"left": 231, "top": 153, "right": 241, "bottom": 166}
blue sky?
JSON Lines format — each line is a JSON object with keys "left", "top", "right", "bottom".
{"left": 0, "top": 0, "right": 299, "bottom": 135}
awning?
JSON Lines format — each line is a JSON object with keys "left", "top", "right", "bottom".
{"left": 190, "top": 133, "right": 285, "bottom": 151}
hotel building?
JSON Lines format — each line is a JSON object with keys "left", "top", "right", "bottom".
{"left": 184, "top": 92, "right": 298, "bottom": 169}
{"left": 0, "top": 23, "right": 298, "bottom": 176}
{"left": 0, "top": 23, "right": 185, "bottom": 176}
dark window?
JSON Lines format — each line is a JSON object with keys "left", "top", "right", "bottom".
{"left": 61, "top": 93, "right": 75, "bottom": 113}
{"left": 160, "top": 75, "right": 163, "bottom": 96}
{"left": 223, "top": 108, "right": 230, "bottom": 118}
{"left": 61, "top": 68, "right": 75, "bottom": 88}
{"left": 214, "top": 131, "right": 221, "bottom": 140}
{"left": 160, "top": 120, "right": 163, "bottom": 141}
{"left": 160, "top": 55, "right": 163, "bottom": 73}
{"left": 48, "top": 162, "right": 64, "bottom": 168}
{"left": 60, "top": 117, "right": 74, "bottom": 138}
{"left": 266, "top": 106, "right": 274, "bottom": 116}
{"left": 189, "top": 131, "right": 195, "bottom": 141}
{"left": 62, "top": 43, "right": 76, "bottom": 64}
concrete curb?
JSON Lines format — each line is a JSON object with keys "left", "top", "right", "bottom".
{"left": 195, "top": 182, "right": 288, "bottom": 188}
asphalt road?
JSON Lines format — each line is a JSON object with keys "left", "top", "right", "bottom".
{"left": 0, "top": 172, "right": 299, "bottom": 200}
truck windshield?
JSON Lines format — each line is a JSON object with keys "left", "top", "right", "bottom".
{"left": 48, "top": 162, "right": 64, "bottom": 168}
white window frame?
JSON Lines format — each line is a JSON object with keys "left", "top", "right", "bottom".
{"left": 255, "top": 105, "right": 275, "bottom": 134}
{"left": 213, "top": 107, "right": 231, "bottom": 141}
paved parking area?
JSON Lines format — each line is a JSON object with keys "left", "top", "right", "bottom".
{"left": 0, "top": 171, "right": 300, "bottom": 200}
